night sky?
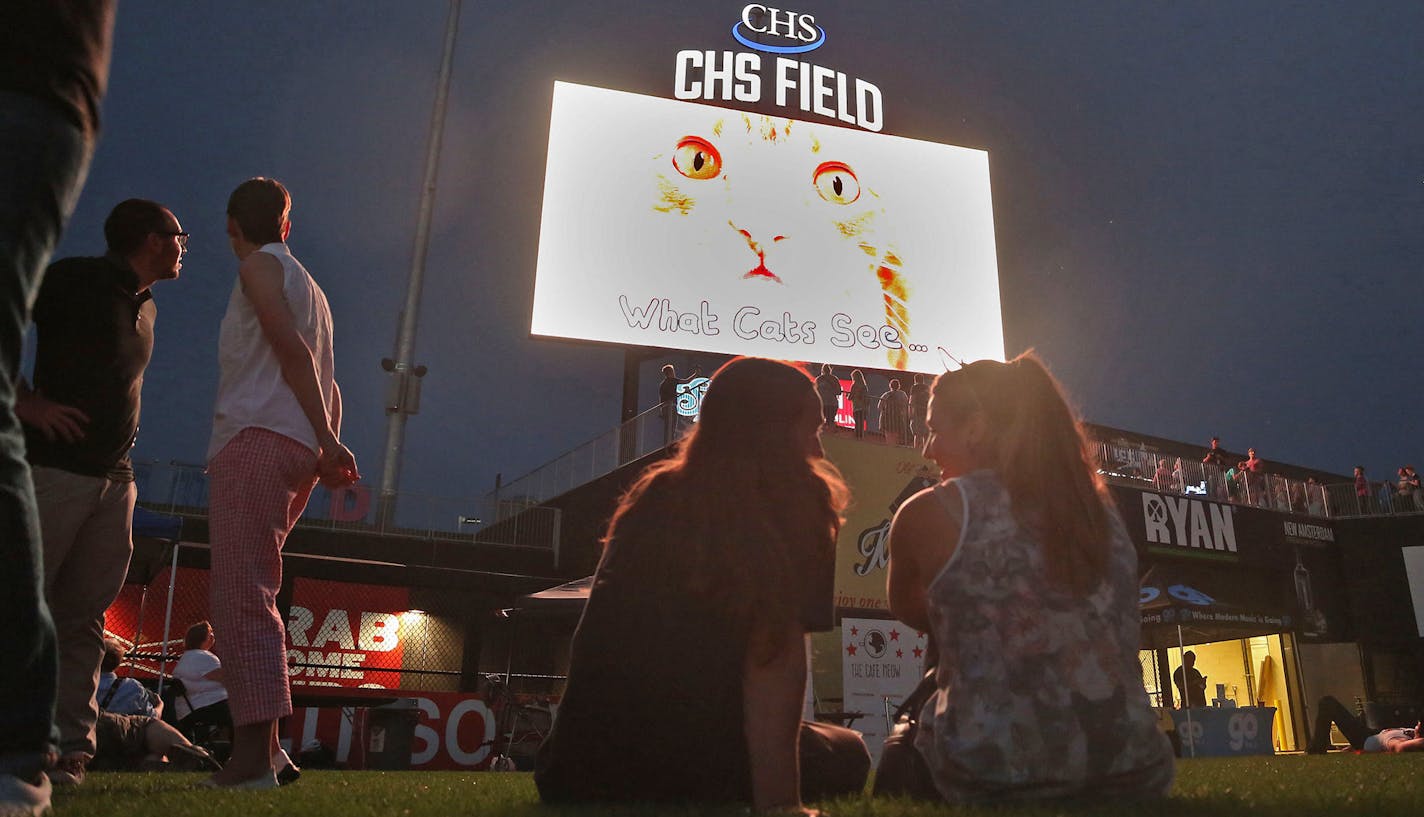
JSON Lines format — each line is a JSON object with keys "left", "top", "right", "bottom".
{"left": 46, "top": 1, "right": 1424, "bottom": 509}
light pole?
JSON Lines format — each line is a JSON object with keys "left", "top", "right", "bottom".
{"left": 377, "top": 0, "right": 462, "bottom": 528}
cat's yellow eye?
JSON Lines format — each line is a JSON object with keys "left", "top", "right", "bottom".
{"left": 813, "top": 161, "right": 860, "bottom": 204}
{"left": 672, "top": 136, "right": 722, "bottom": 181}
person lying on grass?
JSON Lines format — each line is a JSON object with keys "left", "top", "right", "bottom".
{"left": 1307, "top": 696, "right": 1424, "bottom": 754}
{"left": 535, "top": 357, "right": 869, "bottom": 815}
{"left": 90, "top": 711, "right": 222, "bottom": 774}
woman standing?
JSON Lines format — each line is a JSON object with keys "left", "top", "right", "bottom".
{"left": 908, "top": 373, "right": 931, "bottom": 450}
{"left": 848, "top": 370, "right": 870, "bottom": 439}
{"left": 537, "top": 358, "right": 868, "bottom": 813}
{"left": 886, "top": 354, "right": 1173, "bottom": 803}
{"left": 204, "top": 178, "right": 358, "bottom": 788}
{"left": 878, "top": 379, "right": 911, "bottom": 446}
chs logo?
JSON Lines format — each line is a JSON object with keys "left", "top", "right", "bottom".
{"left": 733, "top": 4, "right": 826, "bottom": 53}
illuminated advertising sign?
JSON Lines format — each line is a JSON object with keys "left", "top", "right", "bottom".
{"left": 677, "top": 5, "right": 882, "bottom": 131}
{"left": 822, "top": 434, "right": 938, "bottom": 611}
{"left": 531, "top": 81, "right": 1004, "bottom": 372}
{"left": 675, "top": 375, "right": 711, "bottom": 417}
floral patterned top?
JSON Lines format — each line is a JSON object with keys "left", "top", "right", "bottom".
{"left": 914, "top": 470, "right": 1174, "bottom": 802}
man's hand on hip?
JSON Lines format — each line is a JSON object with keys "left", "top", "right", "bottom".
{"left": 16, "top": 389, "right": 89, "bottom": 442}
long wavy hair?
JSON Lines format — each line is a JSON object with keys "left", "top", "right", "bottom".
{"left": 604, "top": 357, "right": 849, "bottom": 634}
{"left": 932, "top": 352, "right": 1111, "bottom": 596}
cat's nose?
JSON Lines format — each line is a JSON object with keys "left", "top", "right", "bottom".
{"left": 730, "top": 222, "right": 787, "bottom": 255}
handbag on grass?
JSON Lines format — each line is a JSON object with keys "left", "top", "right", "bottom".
{"left": 872, "top": 667, "right": 939, "bottom": 799}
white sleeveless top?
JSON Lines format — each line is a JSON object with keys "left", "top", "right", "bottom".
{"left": 207, "top": 243, "right": 336, "bottom": 461}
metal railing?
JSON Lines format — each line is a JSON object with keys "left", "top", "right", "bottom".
{"left": 481, "top": 401, "right": 1422, "bottom": 525}
{"left": 133, "top": 460, "right": 560, "bottom": 550}
{"left": 485, "top": 403, "right": 688, "bottom": 519}
{"left": 1090, "top": 442, "right": 1422, "bottom": 520}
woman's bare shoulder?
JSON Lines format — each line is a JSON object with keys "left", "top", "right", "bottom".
{"left": 897, "top": 481, "right": 960, "bottom": 525}
{"left": 891, "top": 481, "right": 962, "bottom": 553}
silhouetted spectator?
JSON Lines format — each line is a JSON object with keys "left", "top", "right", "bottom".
{"left": 1355, "top": 466, "right": 1373, "bottom": 514}
{"left": 1241, "top": 448, "right": 1267, "bottom": 506}
{"left": 847, "top": 370, "right": 870, "bottom": 439}
{"left": 1306, "top": 477, "right": 1326, "bottom": 516}
{"left": 536, "top": 358, "right": 868, "bottom": 810}
{"left": 1172, "top": 651, "right": 1207, "bottom": 709}
{"left": 1153, "top": 460, "right": 1172, "bottom": 492}
{"left": 814, "top": 365, "right": 841, "bottom": 428}
{"left": 1224, "top": 464, "right": 1242, "bottom": 502}
{"left": 1202, "top": 437, "right": 1231, "bottom": 499}
{"left": 878, "top": 380, "right": 910, "bottom": 446}
{"left": 659, "top": 364, "right": 701, "bottom": 444}
{"left": 1395, "top": 466, "right": 1418, "bottom": 512}
{"left": 1201, "top": 437, "right": 1230, "bottom": 469}
{"left": 908, "top": 374, "right": 930, "bottom": 449}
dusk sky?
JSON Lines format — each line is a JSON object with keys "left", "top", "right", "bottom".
{"left": 47, "top": 1, "right": 1424, "bottom": 511}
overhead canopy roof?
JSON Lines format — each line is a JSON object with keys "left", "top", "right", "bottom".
{"left": 1139, "top": 560, "right": 1294, "bottom": 649}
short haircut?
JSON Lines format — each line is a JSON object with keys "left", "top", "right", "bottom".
{"left": 821, "top": 364, "right": 832, "bottom": 375}
{"left": 101, "top": 639, "right": 125, "bottom": 673}
{"left": 889, "top": 379, "right": 900, "bottom": 390}
{"left": 661, "top": 365, "right": 674, "bottom": 376}
{"left": 184, "top": 620, "right": 212, "bottom": 651}
{"left": 104, "top": 199, "right": 170, "bottom": 256}
{"left": 226, "top": 177, "right": 290, "bottom": 245}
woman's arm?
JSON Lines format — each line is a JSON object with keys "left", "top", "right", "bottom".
{"left": 887, "top": 485, "right": 961, "bottom": 633}
{"left": 1389, "top": 723, "right": 1424, "bottom": 753}
{"left": 238, "top": 252, "right": 358, "bottom": 486}
{"left": 743, "top": 623, "right": 813, "bottom": 814}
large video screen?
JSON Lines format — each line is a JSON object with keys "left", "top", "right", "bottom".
{"left": 531, "top": 81, "right": 1004, "bottom": 372}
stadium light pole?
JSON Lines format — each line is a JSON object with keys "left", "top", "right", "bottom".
{"left": 377, "top": 0, "right": 461, "bottom": 528}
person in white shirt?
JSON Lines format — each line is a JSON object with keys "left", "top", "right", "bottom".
{"left": 173, "top": 620, "right": 299, "bottom": 785}
{"left": 171, "top": 621, "right": 229, "bottom": 727}
{"left": 205, "top": 178, "right": 354, "bottom": 788}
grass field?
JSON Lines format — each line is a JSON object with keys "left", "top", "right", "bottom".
{"left": 53, "top": 756, "right": 1424, "bottom": 817}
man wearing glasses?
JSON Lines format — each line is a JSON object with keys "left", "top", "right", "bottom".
{"left": 15, "top": 198, "right": 185, "bottom": 787}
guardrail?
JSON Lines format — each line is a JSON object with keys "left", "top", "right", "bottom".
{"left": 486, "top": 403, "right": 687, "bottom": 519}
{"left": 133, "top": 461, "right": 560, "bottom": 550}
{"left": 1090, "top": 442, "right": 1420, "bottom": 520}
{"left": 481, "top": 403, "right": 1421, "bottom": 525}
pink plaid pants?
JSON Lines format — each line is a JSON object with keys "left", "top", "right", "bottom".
{"left": 208, "top": 427, "right": 317, "bottom": 726}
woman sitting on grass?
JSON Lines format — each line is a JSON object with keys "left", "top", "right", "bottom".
{"left": 536, "top": 357, "right": 869, "bottom": 814}
{"left": 887, "top": 353, "right": 1174, "bottom": 803}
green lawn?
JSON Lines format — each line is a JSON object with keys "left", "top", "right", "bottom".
{"left": 55, "top": 756, "right": 1424, "bottom": 817}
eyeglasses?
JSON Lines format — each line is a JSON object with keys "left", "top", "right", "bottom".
{"left": 156, "top": 230, "right": 190, "bottom": 250}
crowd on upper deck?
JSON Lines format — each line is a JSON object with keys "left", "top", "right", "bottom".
{"left": 663, "top": 363, "right": 1422, "bottom": 522}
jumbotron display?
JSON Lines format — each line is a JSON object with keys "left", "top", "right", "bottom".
{"left": 531, "top": 81, "right": 1004, "bottom": 371}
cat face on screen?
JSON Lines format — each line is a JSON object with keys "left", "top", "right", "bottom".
{"left": 649, "top": 112, "right": 911, "bottom": 369}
